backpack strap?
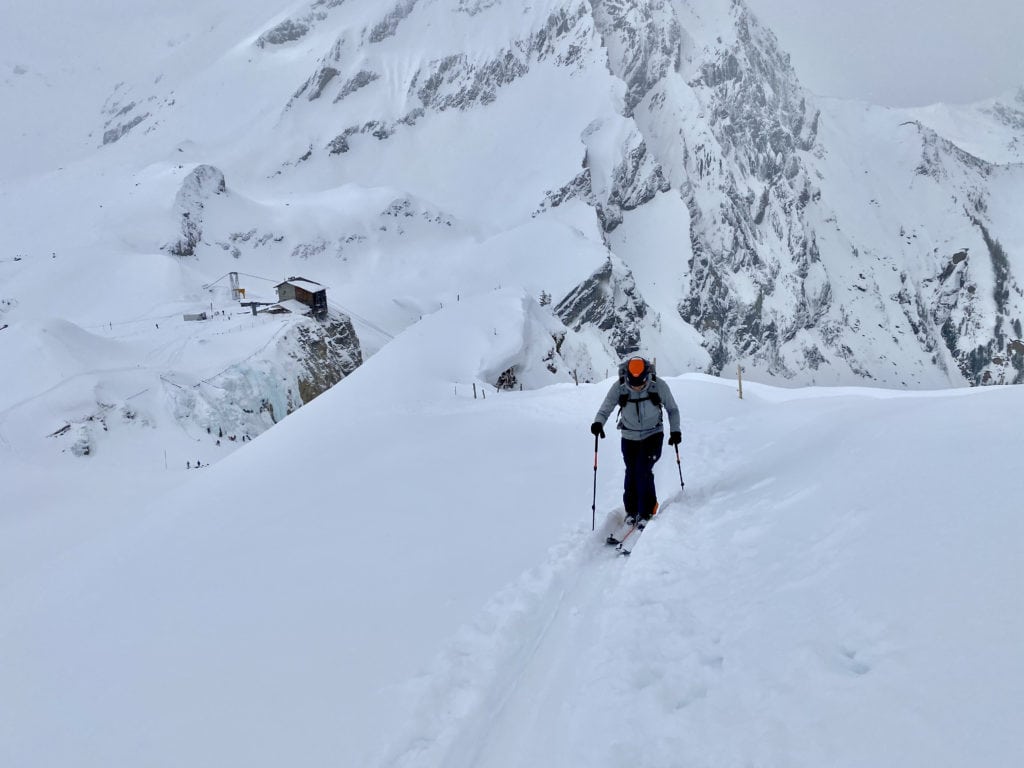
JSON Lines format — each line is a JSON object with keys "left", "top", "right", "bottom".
{"left": 617, "top": 385, "right": 662, "bottom": 410}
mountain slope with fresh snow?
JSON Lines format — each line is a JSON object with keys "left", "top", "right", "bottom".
{"left": 2, "top": 3, "right": 1024, "bottom": 765}
{"left": 4, "top": 0, "right": 1024, "bottom": 415}
{"left": 3, "top": 0, "right": 1024, "bottom": 475}
{"left": 3, "top": 289, "right": 1023, "bottom": 767}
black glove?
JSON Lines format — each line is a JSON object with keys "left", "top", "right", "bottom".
{"left": 590, "top": 422, "right": 605, "bottom": 438}
{"left": 668, "top": 431, "right": 682, "bottom": 446}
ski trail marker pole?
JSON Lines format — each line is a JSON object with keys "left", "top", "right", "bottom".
{"left": 675, "top": 444, "right": 685, "bottom": 492}
{"left": 592, "top": 433, "right": 599, "bottom": 531}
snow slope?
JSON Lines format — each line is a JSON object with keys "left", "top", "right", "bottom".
{"left": 2, "top": 290, "right": 1023, "bottom": 767}
{"left": 3, "top": 1, "right": 1024, "bottom": 764}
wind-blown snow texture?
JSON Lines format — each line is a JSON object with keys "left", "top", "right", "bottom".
{"left": 3, "top": 292, "right": 1024, "bottom": 767}
{"left": 2, "top": 1, "right": 1024, "bottom": 765}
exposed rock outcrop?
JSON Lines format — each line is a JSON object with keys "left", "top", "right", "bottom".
{"left": 164, "top": 165, "right": 227, "bottom": 258}
{"left": 555, "top": 256, "right": 648, "bottom": 359}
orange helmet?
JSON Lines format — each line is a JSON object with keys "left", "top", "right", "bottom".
{"left": 626, "top": 357, "right": 649, "bottom": 387}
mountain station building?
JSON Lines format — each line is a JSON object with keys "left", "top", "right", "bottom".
{"left": 274, "top": 277, "right": 328, "bottom": 319}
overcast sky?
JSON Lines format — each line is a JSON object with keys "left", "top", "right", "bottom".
{"left": 744, "top": 0, "right": 1024, "bottom": 106}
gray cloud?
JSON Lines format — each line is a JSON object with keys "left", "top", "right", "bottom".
{"left": 744, "top": 0, "right": 1024, "bottom": 106}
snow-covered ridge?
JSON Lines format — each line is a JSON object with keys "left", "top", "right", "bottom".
{"left": 909, "top": 87, "right": 1024, "bottom": 166}
{"left": 2, "top": 3, "right": 1024, "bottom": 761}
{"left": 3, "top": 289, "right": 1023, "bottom": 765}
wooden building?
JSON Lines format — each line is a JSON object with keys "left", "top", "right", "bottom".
{"left": 274, "top": 277, "right": 328, "bottom": 319}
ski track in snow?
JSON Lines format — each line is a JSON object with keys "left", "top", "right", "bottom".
{"left": 373, "top": 402, "right": 733, "bottom": 768}
{"left": 376, "top": 511, "right": 626, "bottom": 768}
{"left": 376, "top": 474, "right": 714, "bottom": 768}
{"left": 377, "top": 401, "right": 835, "bottom": 768}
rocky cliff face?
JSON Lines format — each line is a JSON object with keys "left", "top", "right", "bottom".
{"left": 166, "top": 313, "right": 363, "bottom": 448}
{"left": 556, "top": 256, "right": 649, "bottom": 359}
{"left": 541, "top": 0, "right": 836, "bottom": 379}
{"left": 287, "top": 0, "right": 598, "bottom": 160}
{"left": 41, "top": 311, "right": 364, "bottom": 462}
{"left": 533, "top": 0, "right": 1024, "bottom": 386}
{"left": 291, "top": 314, "right": 363, "bottom": 405}
{"left": 164, "top": 164, "right": 227, "bottom": 258}
{"left": 673, "top": 4, "right": 826, "bottom": 378}
{"left": 539, "top": 119, "right": 672, "bottom": 233}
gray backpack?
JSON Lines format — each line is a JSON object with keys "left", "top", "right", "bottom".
{"left": 616, "top": 357, "right": 661, "bottom": 410}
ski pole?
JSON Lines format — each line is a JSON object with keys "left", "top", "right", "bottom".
{"left": 592, "top": 433, "right": 599, "bottom": 531}
{"left": 675, "top": 444, "right": 685, "bottom": 492}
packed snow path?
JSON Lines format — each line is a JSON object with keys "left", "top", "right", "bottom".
{"left": 379, "top": 496, "right": 690, "bottom": 768}
{"left": 377, "top": 382, "right": 1024, "bottom": 768}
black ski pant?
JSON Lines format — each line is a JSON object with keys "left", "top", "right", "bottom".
{"left": 621, "top": 432, "right": 664, "bottom": 520}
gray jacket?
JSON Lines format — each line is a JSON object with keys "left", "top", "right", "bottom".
{"left": 594, "top": 377, "right": 680, "bottom": 441}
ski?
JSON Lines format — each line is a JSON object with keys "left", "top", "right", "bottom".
{"left": 605, "top": 517, "right": 637, "bottom": 546}
{"left": 605, "top": 508, "right": 657, "bottom": 554}
{"left": 616, "top": 517, "right": 649, "bottom": 556}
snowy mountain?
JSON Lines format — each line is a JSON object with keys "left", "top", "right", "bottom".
{"left": 3, "top": 3, "right": 1024, "bottom": 765}
{"left": 5, "top": 0, "right": 1024, "bottom": 407}
{"left": 4, "top": 0, "right": 1024, "bottom": 467}
{"left": 89, "top": 0, "right": 1024, "bottom": 386}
